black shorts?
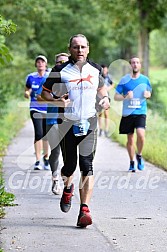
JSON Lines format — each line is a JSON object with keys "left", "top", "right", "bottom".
{"left": 119, "top": 114, "right": 146, "bottom": 134}
{"left": 30, "top": 111, "right": 47, "bottom": 141}
{"left": 59, "top": 116, "right": 97, "bottom": 177}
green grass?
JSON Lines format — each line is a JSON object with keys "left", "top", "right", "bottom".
{"left": 109, "top": 109, "right": 167, "bottom": 171}
{"left": 0, "top": 99, "right": 29, "bottom": 218}
{"left": 144, "top": 111, "right": 167, "bottom": 168}
{"left": 149, "top": 67, "right": 167, "bottom": 118}
{"left": 150, "top": 67, "right": 167, "bottom": 82}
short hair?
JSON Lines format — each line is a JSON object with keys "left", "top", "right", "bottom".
{"left": 101, "top": 64, "right": 108, "bottom": 68}
{"left": 129, "top": 55, "right": 140, "bottom": 64}
{"left": 55, "top": 52, "right": 69, "bottom": 62}
{"left": 68, "top": 34, "right": 89, "bottom": 47}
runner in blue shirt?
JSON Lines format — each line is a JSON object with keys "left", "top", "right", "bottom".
{"left": 24, "top": 55, "right": 50, "bottom": 170}
{"left": 114, "top": 56, "right": 152, "bottom": 172}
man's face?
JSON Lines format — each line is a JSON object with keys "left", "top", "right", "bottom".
{"left": 69, "top": 37, "right": 89, "bottom": 62}
{"left": 130, "top": 57, "right": 141, "bottom": 73}
{"left": 56, "top": 55, "right": 68, "bottom": 65}
{"left": 36, "top": 59, "right": 47, "bottom": 71}
{"left": 103, "top": 66, "right": 108, "bottom": 76}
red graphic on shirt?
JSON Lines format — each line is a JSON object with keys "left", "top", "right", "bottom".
{"left": 69, "top": 74, "right": 93, "bottom": 85}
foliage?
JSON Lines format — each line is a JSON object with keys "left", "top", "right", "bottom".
{"left": 0, "top": 0, "right": 121, "bottom": 113}
{"left": 144, "top": 111, "right": 167, "bottom": 168}
{"left": 0, "top": 185, "right": 15, "bottom": 207}
{"left": 0, "top": 15, "right": 16, "bottom": 35}
{"left": 0, "top": 54, "right": 35, "bottom": 114}
{"left": 0, "top": 15, "right": 16, "bottom": 65}
{"left": 0, "top": 0, "right": 127, "bottom": 63}
{"left": 1, "top": 0, "right": 167, "bottom": 67}
{"left": 149, "top": 68, "right": 167, "bottom": 118}
{"left": 100, "top": 0, "right": 167, "bottom": 75}
{"left": 0, "top": 160, "right": 15, "bottom": 218}
{"left": 150, "top": 29, "right": 167, "bottom": 67}
{"left": 136, "top": 0, "right": 167, "bottom": 31}
{"left": 0, "top": 177, "right": 15, "bottom": 218}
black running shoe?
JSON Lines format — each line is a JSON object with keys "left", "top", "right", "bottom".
{"left": 60, "top": 184, "right": 74, "bottom": 213}
{"left": 77, "top": 206, "right": 92, "bottom": 228}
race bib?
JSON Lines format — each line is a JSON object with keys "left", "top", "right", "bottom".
{"left": 128, "top": 98, "right": 141, "bottom": 108}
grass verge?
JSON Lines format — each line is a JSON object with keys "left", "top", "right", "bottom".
{"left": 0, "top": 99, "right": 29, "bottom": 218}
{"left": 109, "top": 100, "right": 167, "bottom": 171}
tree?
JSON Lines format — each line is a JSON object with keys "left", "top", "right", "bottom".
{"left": 0, "top": 15, "right": 16, "bottom": 65}
{"left": 1, "top": 0, "right": 167, "bottom": 74}
{"left": 137, "top": 0, "right": 167, "bottom": 75}
{"left": 0, "top": 0, "right": 118, "bottom": 64}
{"left": 150, "top": 29, "right": 167, "bottom": 67}
{"left": 100, "top": 0, "right": 167, "bottom": 75}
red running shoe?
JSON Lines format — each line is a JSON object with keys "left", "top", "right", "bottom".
{"left": 77, "top": 206, "right": 92, "bottom": 228}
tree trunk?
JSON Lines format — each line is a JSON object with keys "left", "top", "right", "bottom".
{"left": 138, "top": 27, "right": 150, "bottom": 76}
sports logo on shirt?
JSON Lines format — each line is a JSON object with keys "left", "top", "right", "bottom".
{"left": 69, "top": 74, "right": 93, "bottom": 85}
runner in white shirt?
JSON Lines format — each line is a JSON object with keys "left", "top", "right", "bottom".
{"left": 41, "top": 34, "right": 110, "bottom": 228}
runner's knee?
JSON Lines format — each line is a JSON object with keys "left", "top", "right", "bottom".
{"left": 35, "top": 132, "right": 43, "bottom": 141}
{"left": 61, "top": 165, "right": 76, "bottom": 177}
{"left": 79, "top": 154, "right": 94, "bottom": 176}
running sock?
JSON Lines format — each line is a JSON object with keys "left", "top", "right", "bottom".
{"left": 64, "top": 184, "right": 73, "bottom": 193}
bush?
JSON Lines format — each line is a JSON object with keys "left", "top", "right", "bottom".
{"left": 150, "top": 79, "right": 167, "bottom": 118}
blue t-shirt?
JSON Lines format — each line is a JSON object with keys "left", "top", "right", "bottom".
{"left": 115, "top": 74, "right": 152, "bottom": 116}
{"left": 36, "top": 75, "right": 59, "bottom": 125}
{"left": 26, "top": 71, "right": 50, "bottom": 113}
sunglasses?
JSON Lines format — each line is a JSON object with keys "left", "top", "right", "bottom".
{"left": 56, "top": 60, "right": 66, "bottom": 64}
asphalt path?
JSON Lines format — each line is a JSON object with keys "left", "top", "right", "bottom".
{"left": 1, "top": 120, "right": 167, "bottom": 252}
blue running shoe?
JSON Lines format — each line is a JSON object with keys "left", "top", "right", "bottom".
{"left": 129, "top": 161, "right": 136, "bottom": 172}
{"left": 136, "top": 154, "right": 144, "bottom": 170}
{"left": 43, "top": 157, "right": 50, "bottom": 170}
{"left": 34, "top": 161, "right": 42, "bottom": 170}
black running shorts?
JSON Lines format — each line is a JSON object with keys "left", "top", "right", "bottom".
{"left": 119, "top": 114, "right": 146, "bottom": 134}
{"left": 59, "top": 116, "right": 97, "bottom": 177}
{"left": 30, "top": 110, "right": 47, "bottom": 141}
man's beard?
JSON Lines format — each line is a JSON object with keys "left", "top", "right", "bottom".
{"left": 133, "top": 69, "right": 139, "bottom": 74}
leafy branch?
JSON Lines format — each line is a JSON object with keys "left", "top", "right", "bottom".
{"left": 0, "top": 15, "right": 17, "bottom": 65}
